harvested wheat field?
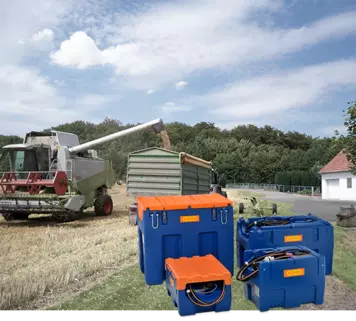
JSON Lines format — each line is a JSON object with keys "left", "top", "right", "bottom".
{"left": 0, "top": 185, "right": 138, "bottom": 310}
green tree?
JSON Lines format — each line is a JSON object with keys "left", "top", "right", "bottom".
{"left": 343, "top": 98, "right": 356, "bottom": 174}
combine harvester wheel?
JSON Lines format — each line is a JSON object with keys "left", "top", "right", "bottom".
{"left": 94, "top": 194, "right": 113, "bottom": 216}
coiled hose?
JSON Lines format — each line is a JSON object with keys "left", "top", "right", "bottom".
{"left": 186, "top": 282, "right": 226, "bottom": 307}
{"left": 236, "top": 248, "right": 311, "bottom": 282}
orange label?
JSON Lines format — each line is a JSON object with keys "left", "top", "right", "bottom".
{"left": 170, "top": 277, "right": 174, "bottom": 287}
{"left": 284, "top": 268, "right": 305, "bottom": 278}
{"left": 180, "top": 215, "right": 200, "bottom": 223}
{"left": 284, "top": 234, "right": 303, "bottom": 242}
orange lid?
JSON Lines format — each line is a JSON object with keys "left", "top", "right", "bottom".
{"left": 137, "top": 194, "right": 232, "bottom": 221}
{"left": 165, "top": 254, "right": 232, "bottom": 290}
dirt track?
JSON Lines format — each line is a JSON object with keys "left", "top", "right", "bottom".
{"left": 296, "top": 276, "right": 356, "bottom": 310}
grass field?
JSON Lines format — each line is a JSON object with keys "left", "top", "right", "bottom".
{"left": 1, "top": 186, "right": 356, "bottom": 310}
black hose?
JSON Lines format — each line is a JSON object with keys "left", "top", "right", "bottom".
{"left": 236, "top": 248, "right": 311, "bottom": 282}
{"left": 245, "top": 219, "right": 291, "bottom": 231}
{"left": 245, "top": 217, "right": 317, "bottom": 231}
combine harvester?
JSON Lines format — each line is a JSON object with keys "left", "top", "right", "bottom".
{"left": 0, "top": 119, "right": 167, "bottom": 222}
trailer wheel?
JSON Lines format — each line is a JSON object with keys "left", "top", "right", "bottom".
{"left": 95, "top": 194, "right": 113, "bottom": 216}
{"left": 2, "top": 212, "right": 29, "bottom": 221}
{"left": 272, "top": 203, "right": 277, "bottom": 215}
{"left": 239, "top": 203, "right": 245, "bottom": 214}
{"left": 129, "top": 212, "right": 137, "bottom": 225}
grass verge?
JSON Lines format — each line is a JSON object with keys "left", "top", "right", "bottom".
{"left": 226, "top": 188, "right": 294, "bottom": 219}
{"left": 232, "top": 190, "right": 264, "bottom": 199}
{"left": 50, "top": 264, "right": 255, "bottom": 310}
{"left": 333, "top": 226, "right": 356, "bottom": 291}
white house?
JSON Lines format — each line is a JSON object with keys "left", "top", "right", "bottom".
{"left": 319, "top": 150, "right": 356, "bottom": 201}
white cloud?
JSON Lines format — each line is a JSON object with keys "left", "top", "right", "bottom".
{"left": 160, "top": 102, "right": 192, "bottom": 114}
{"left": 202, "top": 59, "right": 356, "bottom": 119}
{"left": 50, "top": 1, "right": 356, "bottom": 90}
{"left": 0, "top": 0, "right": 80, "bottom": 134}
{"left": 0, "top": 67, "right": 60, "bottom": 113}
{"left": 0, "top": 65, "right": 76, "bottom": 133}
{"left": 146, "top": 89, "right": 155, "bottom": 94}
{"left": 31, "top": 28, "right": 54, "bottom": 42}
{"left": 50, "top": 31, "right": 103, "bottom": 69}
{"left": 175, "top": 81, "right": 188, "bottom": 90}
{"left": 15, "top": 28, "right": 55, "bottom": 50}
{"left": 0, "top": 0, "right": 71, "bottom": 64}
{"left": 0, "top": 65, "right": 116, "bottom": 135}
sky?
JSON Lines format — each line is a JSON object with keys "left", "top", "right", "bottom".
{"left": 0, "top": 0, "right": 355, "bottom": 138}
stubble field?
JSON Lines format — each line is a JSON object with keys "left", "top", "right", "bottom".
{"left": 0, "top": 185, "right": 137, "bottom": 309}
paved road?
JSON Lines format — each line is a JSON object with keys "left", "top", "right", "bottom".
{"left": 245, "top": 189, "right": 356, "bottom": 222}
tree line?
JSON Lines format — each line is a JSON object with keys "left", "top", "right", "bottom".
{"left": 0, "top": 118, "right": 343, "bottom": 188}
{"left": 340, "top": 97, "right": 356, "bottom": 174}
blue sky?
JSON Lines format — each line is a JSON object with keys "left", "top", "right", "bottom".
{"left": 0, "top": 0, "right": 355, "bottom": 137}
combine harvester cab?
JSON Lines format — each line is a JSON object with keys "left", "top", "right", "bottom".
{"left": 0, "top": 119, "right": 166, "bottom": 222}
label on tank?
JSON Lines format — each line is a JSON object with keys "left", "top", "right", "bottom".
{"left": 284, "top": 234, "right": 303, "bottom": 242}
{"left": 284, "top": 268, "right": 305, "bottom": 278}
{"left": 180, "top": 215, "right": 200, "bottom": 223}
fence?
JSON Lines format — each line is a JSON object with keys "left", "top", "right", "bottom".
{"left": 226, "top": 183, "right": 321, "bottom": 196}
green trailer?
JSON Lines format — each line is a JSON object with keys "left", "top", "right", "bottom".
{"left": 126, "top": 147, "right": 213, "bottom": 224}
{"left": 126, "top": 147, "right": 212, "bottom": 197}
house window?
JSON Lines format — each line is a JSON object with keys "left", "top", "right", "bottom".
{"left": 347, "top": 178, "right": 352, "bottom": 189}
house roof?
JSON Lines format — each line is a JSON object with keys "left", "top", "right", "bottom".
{"left": 319, "top": 150, "right": 353, "bottom": 174}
